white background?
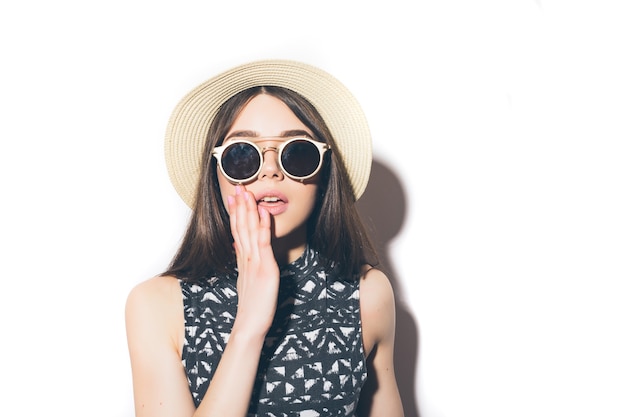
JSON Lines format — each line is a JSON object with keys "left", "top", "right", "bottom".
{"left": 1, "top": 1, "right": 625, "bottom": 416}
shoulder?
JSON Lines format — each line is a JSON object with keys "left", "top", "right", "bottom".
{"left": 359, "top": 267, "right": 397, "bottom": 355}
{"left": 125, "top": 275, "right": 184, "bottom": 351}
{"left": 126, "top": 275, "right": 182, "bottom": 313}
{"left": 125, "top": 276, "right": 197, "bottom": 416}
{"left": 359, "top": 267, "right": 396, "bottom": 319}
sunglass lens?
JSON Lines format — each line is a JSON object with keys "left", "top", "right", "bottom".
{"left": 281, "top": 140, "right": 321, "bottom": 178}
{"left": 221, "top": 142, "right": 261, "bottom": 181}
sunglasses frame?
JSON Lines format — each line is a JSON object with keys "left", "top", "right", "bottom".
{"left": 212, "top": 137, "right": 330, "bottom": 184}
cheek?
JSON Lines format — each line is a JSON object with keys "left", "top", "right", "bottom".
{"left": 298, "top": 184, "right": 320, "bottom": 216}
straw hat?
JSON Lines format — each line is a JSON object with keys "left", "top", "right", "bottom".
{"left": 165, "top": 59, "right": 372, "bottom": 207}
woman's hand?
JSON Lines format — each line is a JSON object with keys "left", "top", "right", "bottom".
{"left": 187, "top": 185, "right": 281, "bottom": 416}
{"left": 228, "top": 184, "right": 280, "bottom": 338}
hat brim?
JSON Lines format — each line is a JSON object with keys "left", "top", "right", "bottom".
{"left": 165, "top": 59, "right": 372, "bottom": 207}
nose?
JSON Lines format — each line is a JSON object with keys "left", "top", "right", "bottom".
{"left": 258, "top": 146, "right": 284, "bottom": 180}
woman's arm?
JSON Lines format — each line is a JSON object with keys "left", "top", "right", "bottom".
{"left": 125, "top": 275, "right": 197, "bottom": 417}
{"left": 126, "top": 274, "right": 272, "bottom": 417}
{"left": 357, "top": 268, "right": 405, "bottom": 417}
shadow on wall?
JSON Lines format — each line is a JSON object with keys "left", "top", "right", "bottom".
{"left": 357, "top": 159, "right": 420, "bottom": 417}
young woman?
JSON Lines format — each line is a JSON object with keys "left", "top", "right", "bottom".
{"left": 125, "top": 60, "right": 404, "bottom": 417}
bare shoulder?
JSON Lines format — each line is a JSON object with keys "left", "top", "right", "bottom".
{"left": 125, "top": 276, "right": 196, "bottom": 416}
{"left": 360, "top": 267, "right": 396, "bottom": 317}
{"left": 359, "top": 267, "right": 397, "bottom": 355}
{"left": 126, "top": 275, "right": 182, "bottom": 315}
{"left": 125, "top": 275, "right": 184, "bottom": 350}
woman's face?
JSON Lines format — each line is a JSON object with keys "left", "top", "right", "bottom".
{"left": 217, "top": 94, "right": 320, "bottom": 239}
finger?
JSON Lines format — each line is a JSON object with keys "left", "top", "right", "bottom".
{"left": 257, "top": 206, "right": 272, "bottom": 248}
{"left": 242, "top": 188, "right": 262, "bottom": 254}
{"left": 227, "top": 194, "right": 242, "bottom": 254}
{"left": 230, "top": 186, "right": 251, "bottom": 252}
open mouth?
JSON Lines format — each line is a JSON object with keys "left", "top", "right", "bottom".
{"left": 258, "top": 196, "right": 282, "bottom": 204}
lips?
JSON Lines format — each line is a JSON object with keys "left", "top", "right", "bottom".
{"left": 255, "top": 190, "right": 289, "bottom": 216}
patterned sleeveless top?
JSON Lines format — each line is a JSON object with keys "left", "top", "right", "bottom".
{"left": 179, "top": 246, "right": 368, "bottom": 416}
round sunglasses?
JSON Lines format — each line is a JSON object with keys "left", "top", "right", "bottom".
{"left": 212, "top": 137, "right": 331, "bottom": 184}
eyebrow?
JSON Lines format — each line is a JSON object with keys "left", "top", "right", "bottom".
{"left": 225, "top": 129, "right": 314, "bottom": 140}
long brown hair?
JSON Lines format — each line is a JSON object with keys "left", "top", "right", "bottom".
{"left": 163, "top": 86, "right": 378, "bottom": 281}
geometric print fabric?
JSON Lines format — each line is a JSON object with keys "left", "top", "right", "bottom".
{"left": 179, "top": 246, "right": 367, "bottom": 416}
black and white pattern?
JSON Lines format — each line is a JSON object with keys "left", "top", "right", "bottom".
{"left": 180, "top": 246, "right": 367, "bottom": 416}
